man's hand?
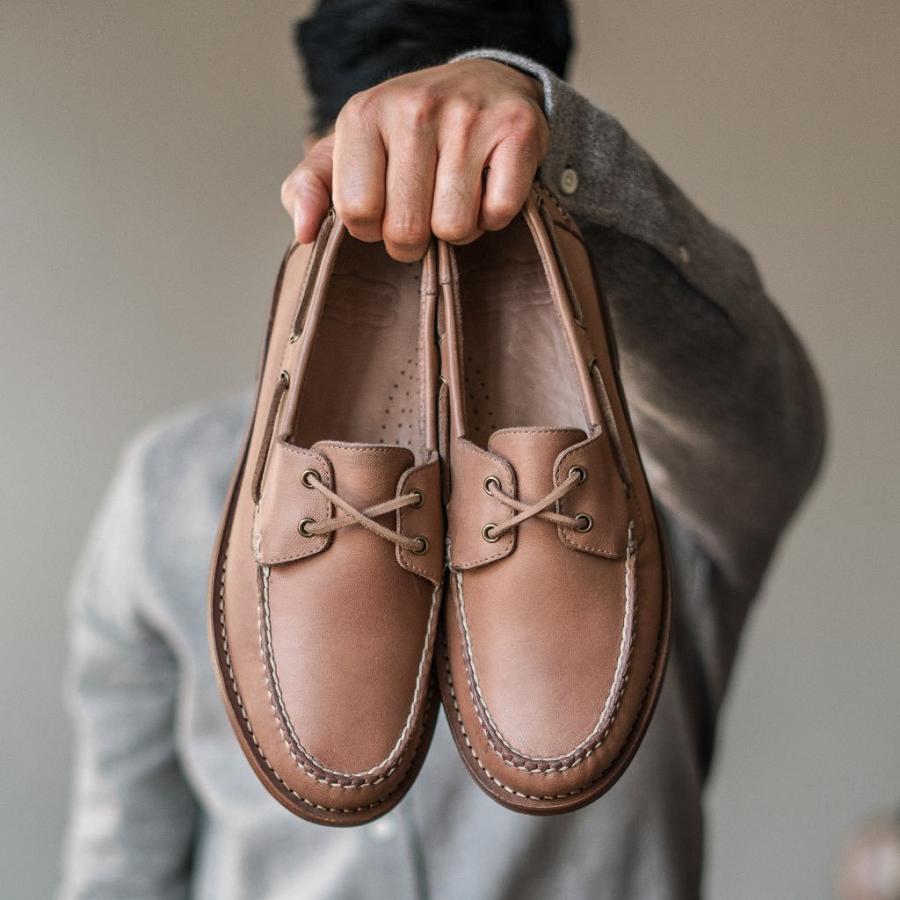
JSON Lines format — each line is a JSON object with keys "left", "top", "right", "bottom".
{"left": 281, "top": 59, "right": 549, "bottom": 262}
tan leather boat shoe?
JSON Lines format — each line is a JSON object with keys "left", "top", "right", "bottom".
{"left": 436, "top": 184, "right": 672, "bottom": 815}
{"left": 209, "top": 216, "right": 443, "bottom": 826}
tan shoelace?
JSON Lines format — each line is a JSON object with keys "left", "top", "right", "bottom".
{"left": 482, "top": 465, "right": 593, "bottom": 542}
{"left": 297, "top": 470, "right": 428, "bottom": 554}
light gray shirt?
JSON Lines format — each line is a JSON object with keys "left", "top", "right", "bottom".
{"left": 60, "top": 51, "right": 825, "bottom": 900}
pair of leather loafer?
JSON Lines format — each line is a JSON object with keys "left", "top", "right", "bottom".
{"left": 209, "top": 183, "right": 671, "bottom": 826}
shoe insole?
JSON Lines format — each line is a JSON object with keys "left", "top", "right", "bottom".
{"left": 454, "top": 217, "right": 587, "bottom": 446}
{"left": 291, "top": 236, "right": 426, "bottom": 459}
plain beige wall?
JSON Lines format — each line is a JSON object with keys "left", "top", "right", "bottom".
{"left": 1, "top": 3, "right": 897, "bottom": 898}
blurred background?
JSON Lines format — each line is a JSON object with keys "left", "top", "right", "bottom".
{"left": 1, "top": 2, "right": 898, "bottom": 898}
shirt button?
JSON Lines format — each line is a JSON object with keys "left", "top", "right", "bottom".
{"left": 678, "top": 244, "right": 691, "bottom": 264}
{"left": 370, "top": 817, "right": 398, "bottom": 842}
{"left": 560, "top": 167, "right": 579, "bottom": 195}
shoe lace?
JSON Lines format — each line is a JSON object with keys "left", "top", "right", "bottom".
{"left": 482, "top": 465, "right": 593, "bottom": 542}
{"left": 297, "top": 470, "right": 429, "bottom": 554}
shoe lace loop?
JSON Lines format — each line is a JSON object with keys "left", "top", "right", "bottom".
{"left": 298, "top": 470, "right": 428, "bottom": 554}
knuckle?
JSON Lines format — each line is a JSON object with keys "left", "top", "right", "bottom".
{"left": 344, "top": 220, "right": 382, "bottom": 243}
{"left": 432, "top": 214, "right": 478, "bottom": 244}
{"left": 454, "top": 95, "right": 481, "bottom": 117}
{"left": 445, "top": 98, "right": 481, "bottom": 132}
{"left": 501, "top": 97, "right": 538, "bottom": 128}
{"left": 339, "top": 90, "right": 376, "bottom": 127}
{"left": 336, "top": 196, "right": 379, "bottom": 231}
{"left": 383, "top": 218, "right": 429, "bottom": 251}
{"left": 386, "top": 241, "right": 425, "bottom": 262}
{"left": 482, "top": 197, "right": 521, "bottom": 229}
{"left": 400, "top": 87, "right": 440, "bottom": 128}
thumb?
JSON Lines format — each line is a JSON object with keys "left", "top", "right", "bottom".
{"left": 280, "top": 133, "right": 335, "bottom": 244}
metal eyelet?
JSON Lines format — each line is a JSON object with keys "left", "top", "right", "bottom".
{"left": 574, "top": 513, "right": 593, "bottom": 533}
{"left": 483, "top": 475, "right": 501, "bottom": 495}
{"left": 409, "top": 489, "right": 424, "bottom": 508}
{"left": 301, "top": 469, "right": 320, "bottom": 488}
{"left": 482, "top": 523, "right": 501, "bottom": 543}
{"left": 297, "top": 518, "right": 316, "bottom": 537}
{"left": 411, "top": 536, "right": 429, "bottom": 555}
{"left": 568, "top": 465, "right": 587, "bottom": 485}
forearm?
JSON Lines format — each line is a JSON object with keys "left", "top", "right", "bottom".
{"left": 455, "top": 49, "right": 826, "bottom": 588}
{"left": 585, "top": 225, "right": 825, "bottom": 589}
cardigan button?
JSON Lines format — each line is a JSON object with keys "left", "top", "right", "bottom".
{"left": 560, "top": 167, "right": 579, "bottom": 195}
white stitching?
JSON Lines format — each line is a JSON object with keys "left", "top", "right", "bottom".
{"left": 456, "top": 522, "right": 637, "bottom": 772}
{"left": 211, "top": 232, "right": 435, "bottom": 813}
{"left": 259, "top": 564, "right": 441, "bottom": 780}
{"left": 440, "top": 529, "right": 663, "bottom": 804}
{"left": 216, "top": 546, "right": 434, "bottom": 812}
{"left": 443, "top": 642, "right": 627, "bottom": 802}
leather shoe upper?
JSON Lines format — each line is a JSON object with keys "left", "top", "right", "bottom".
{"left": 437, "top": 184, "right": 671, "bottom": 813}
{"left": 210, "top": 219, "right": 443, "bottom": 825}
